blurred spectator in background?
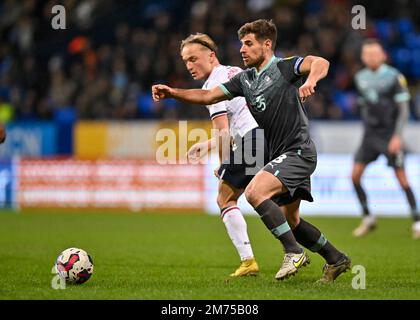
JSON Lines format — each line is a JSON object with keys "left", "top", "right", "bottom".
{"left": 0, "top": 0, "right": 419, "bottom": 121}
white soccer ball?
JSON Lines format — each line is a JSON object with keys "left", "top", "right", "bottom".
{"left": 55, "top": 248, "right": 94, "bottom": 284}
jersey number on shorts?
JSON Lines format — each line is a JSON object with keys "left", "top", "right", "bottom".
{"left": 272, "top": 154, "right": 287, "bottom": 164}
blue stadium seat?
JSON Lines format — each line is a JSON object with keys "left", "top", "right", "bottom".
{"left": 411, "top": 49, "right": 420, "bottom": 77}
{"left": 333, "top": 91, "right": 358, "bottom": 120}
{"left": 137, "top": 93, "right": 155, "bottom": 119}
{"left": 404, "top": 33, "right": 420, "bottom": 49}
{"left": 392, "top": 47, "right": 411, "bottom": 74}
{"left": 375, "top": 20, "right": 393, "bottom": 41}
{"left": 396, "top": 19, "right": 414, "bottom": 35}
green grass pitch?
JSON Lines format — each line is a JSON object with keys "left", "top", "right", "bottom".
{"left": 0, "top": 210, "right": 419, "bottom": 300}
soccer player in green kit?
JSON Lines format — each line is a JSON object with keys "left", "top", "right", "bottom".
{"left": 352, "top": 39, "right": 420, "bottom": 239}
{"left": 153, "top": 19, "right": 350, "bottom": 282}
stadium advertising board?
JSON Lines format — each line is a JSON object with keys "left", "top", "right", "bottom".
{"left": 17, "top": 159, "right": 205, "bottom": 210}
{"left": 0, "top": 123, "right": 57, "bottom": 158}
{"left": 205, "top": 154, "right": 420, "bottom": 216}
{"left": 74, "top": 121, "right": 213, "bottom": 159}
{"left": 7, "top": 154, "right": 420, "bottom": 214}
{"left": 0, "top": 158, "right": 16, "bottom": 209}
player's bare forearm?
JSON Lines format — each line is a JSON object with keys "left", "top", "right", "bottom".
{"left": 217, "top": 129, "right": 230, "bottom": 163}
{"left": 299, "top": 56, "right": 330, "bottom": 101}
{"left": 304, "top": 56, "right": 330, "bottom": 83}
{"left": 171, "top": 88, "right": 212, "bottom": 104}
{"left": 207, "top": 138, "right": 217, "bottom": 151}
{"left": 152, "top": 84, "right": 227, "bottom": 105}
{"left": 211, "top": 114, "right": 230, "bottom": 162}
{"left": 197, "top": 136, "right": 228, "bottom": 163}
{"left": 186, "top": 138, "right": 215, "bottom": 162}
{"left": 211, "top": 129, "right": 230, "bottom": 163}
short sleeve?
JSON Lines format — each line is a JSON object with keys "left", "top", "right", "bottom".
{"left": 393, "top": 73, "right": 411, "bottom": 103}
{"left": 206, "top": 102, "right": 227, "bottom": 120}
{"left": 219, "top": 72, "right": 244, "bottom": 100}
{"left": 277, "top": 56, "right": 304, "bottom": 83}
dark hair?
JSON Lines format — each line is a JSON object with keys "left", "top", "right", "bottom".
{"left": 238, "top": 19, "right": 277, "bottom": 49}
{"left": 180, "top": 33, "right": 218, "bottom": 54}
{"left": 362, "top": 38, "right": 383, "bottom": 48}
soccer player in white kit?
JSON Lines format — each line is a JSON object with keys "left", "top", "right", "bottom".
{"left": 181, "top": 33, "right": 267, "bottom": 276}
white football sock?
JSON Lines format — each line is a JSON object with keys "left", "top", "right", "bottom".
{"left": 221, "top": 206, "right": 254, "bottom": 261}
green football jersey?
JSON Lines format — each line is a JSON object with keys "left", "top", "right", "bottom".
{"left": 220, "top": 56, "right": 314, "bottom": 160}
{"left": 354, "top": 63, "right": 410, "bottom": 136}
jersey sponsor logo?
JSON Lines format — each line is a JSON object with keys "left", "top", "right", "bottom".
{"left": 358, "top": 80, "right": 367, "bottom": 89}
{"left": 365, "top": 89, "right": 378, "bottom": 104}
{"left": 264, "top": 76, "right": 272, "bottom": 86}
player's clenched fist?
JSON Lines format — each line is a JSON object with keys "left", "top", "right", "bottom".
{"left": 152, "top": 84, "right": 173, "bottom": 102}
{"left": 299, "top": 80, "right": 316, "bottom": 102}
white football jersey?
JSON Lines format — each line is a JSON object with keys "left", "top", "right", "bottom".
{"left": 202, "top": 65, "right": 258, "bottom": 138}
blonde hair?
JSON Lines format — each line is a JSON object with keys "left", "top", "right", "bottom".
{"left": 180, "top": 33, "right": 218, "bottom": 54}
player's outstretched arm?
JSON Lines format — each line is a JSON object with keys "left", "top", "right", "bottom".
{"left": 152, "top": 84, "right": 228, "bottom": 105}
{"left": 298, "top": 55, "right": 330, "bottom": 101}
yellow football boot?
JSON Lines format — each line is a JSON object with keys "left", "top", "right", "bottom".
{"left": 230, "top": 258, "right": 259, "bottom": 277}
